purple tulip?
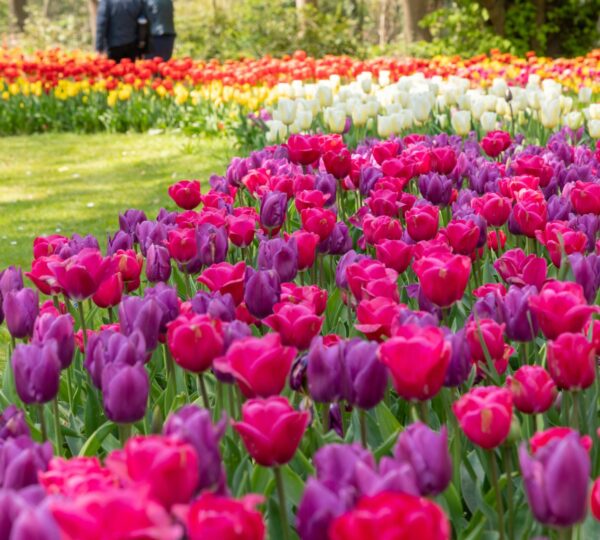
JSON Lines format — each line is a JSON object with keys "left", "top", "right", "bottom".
{"left": 500, "top": 285, "right": 539, "bottom": 342}
{"left": 119, "top": 296, "right": 162, "bottom": 352}
{"left": 395, "top": 307, "right": 439, "bottom": 328}
{"left": 225, "top": 157, "right": 249, "bottom": 187}
{"left": 443, "top": 328, "right": 472, "bottom": 387}
{"left": 257, "top": 236, "right": 298, "bottom": 282}
{"left": 568, "top": 253, "right": 600, "bottom": 304}
{"left": 136, "top": 220, "right": 169, "bottom": 256}
{"left": 10, "top": 503, "right": 60, "bottom": 540}
{"left": 418, "top": 173, "right": 453, "bottom": 206}
{"left": 319, "top": 222, "right": 352, "bottom": 255}
{"left": 0, "top": 266, "right": 23, "bottom": 298}
{"left": 101, "top": 363, "right": 149, "bottom": 424}
{"left": 145, "top": 244, "right": 171, "bottom": 283}
{"left": 163, "top": 405, "right": 228, "bottom": 494}
{"left": 156, "top": 207, "right": 178, "bottom": 225}
{"left": 569, "top": 214, "right": 600, "bottom": 253}
{"left": 243, "top": 268, "right": 280, "bottom": 319}
{"left": 341, "top": 339, "right": 387, "bottom": 409}
{"left": 315, "top": 172, "right": 337, "bottom": 204}
{"left": 394, "top": 422, "right": 452, "bottom": 496}
{"left": 296, "top": 478, "right": 346, "bottom": 540}
{"left": 56, "top": 234, "right": 100, "bottom": 259}
{"left": 119, "top": 209, "right": 147, "bottom": 238}
{"left": 32, "top": 313, "right": 74, "bottom": 370}
{"left": 196, "top": 223, "right": 228, "bottom": 267}
{"left": 106, "top": 230, "right": 133, "bottom": 256}
{"left": 84, "top": 329, "right": 146, "bottom": 389}
{"left": 0, "top": 406, "right": 29, "bottom": 441}
{"left": 290, "top": 353, "right": 308, "bottom": 392}
{"left": 359, "top": 166, "right": 382, "bottom": 197}
{"left": 12, "top": 342, "right": 60, "bottom": 404}
{"left": 3, "top": 288, "right": 38, "bottom": 339}
{"left": 191, "top": 291, "right": 236, "bottom": 321}
{"left": 307, "top": 338, "right": 342, "bottom": 403}
{"left": 519, "top": 433, "right": 590, "bottom": 527}
{"left": 0, "top": 436, "right": 52, "bottom": 489}
{"left": 143, "top": 283, "right": 178, "bottom": 333}
{"left": 328, "top": 403, "right": 344, "bottom": 438}
{"left": 335, "top": 250, "right": 367, "bottom": 290}
{"left": 314, "top": 443, "right": 375, "bottom": 496}
{"left": 546, "top": 194, "right": 571, "bottom": 221}
{"left": 355, "top": 456, "right": 419, "bottom": 497}
{"left": 259, "top": 191, "right": 287, "bottom": 232}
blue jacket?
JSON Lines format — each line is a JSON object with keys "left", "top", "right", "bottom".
{"left": 96, "top": 0, "right": 145, "bottom": 52}
{"left": 145, "top": 0, "right": 175, "bottom": 36}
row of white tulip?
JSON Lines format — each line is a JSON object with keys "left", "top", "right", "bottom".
{"left": 262, "top": 72, "right": 599, "bottom": 142}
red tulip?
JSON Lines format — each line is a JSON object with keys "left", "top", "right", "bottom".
{"left": 372, "top": 140, "right": 401, "bottom": 165}
{"left": 591, "top": 478, "right": 600, "bottom": 521}
{"left": 323, "top": 148, "right": 352, "bottom": 179}
{"left": 506, "top": 365, "right": 557, "bottom": 414}
{"left": 529, "top": 281, "right": 598, "bottom": 339}
{"left": 471, "top": 192, "right": 512, "bottom": 227}
{"left": 466, "top": 318, "right": 506, "bottom": 363}
{"left": 27, "top": 255, "right": 64, "bottom": 295}
{"left": 363, "top": 214, "right": 403, "bottom": 245}
{"left": 530, "top": 427, "right": 592, "bottom": 455}
{"left": 112, "top": 249, "right": 144, "bottom": 292}
{"left": 293, "top": 174, "right": 316, "bottom": 193}
{"left": 406, "top": 205, "right": 440, "bottom": 241}
{"left": 166, "top": 313, "right": 224, "bottom": 373}
{"left": 452, "top": 386, "right": 513, "bottom": 449}
{"left": 442, "top": 219, "right": 480, "bottom": 255}
{"left": 473, "top": 283, "right": 506, "bottom": 298}
{"left": 177, "top": 494, "right": 265, "bottom": 540}
{"left": 512, "top": 155, "right": 553, "bottom": 187}
{"left": 535, "top": 221, "right": 587, "bottom": 267}
{"left": 300, "top": 208, "right": 337, "bottom": 241}
{"left": 166, "top": 228, "right": 197, "bottom": 264}
{"left": 547, "top": 332, "right": 595, "bottom": 390}
{"left": 512, "top": 191, "right": 548, "bottom": 238}
{"left": 380, "top": 324, "right": 451, "bottom": 401}
{"left": 197, "top": 262, "right": 246, "bottom": 305}
{"left": 329, "top": 492, "right": 450, "bottom": 540}
{"left": 289, "top": 230, "right": 320, "bottom": 270}
{"left": 585, "top": 319, "right": 600, "bottom": 356}
{"left": 227, "top": 214, "right": 256, "bottom": 248}
{"left": 498, "top": 175, "right": 540, "bottom": 200}
{"left": 214, "top": 334, "right": 296, "bottom": 398}
{"left": 168, "top": 180, "right": 202, "bottom": 210}
{"left": 412, "top": 252, "right": 471, "bottom": 307}
{"left": 346, "top": 259, "right": 399, "bottom": 303}
{"left": 366, "top": 189, "right": 400, "bottom": 217}
{"left": 487, "top": 230, "right": 507, "bottom": 252}
{"left": 92, "top": 272, "right": 124, "bottom": 308}
{"left": 355, "top": 296, "right": 402, "bottom": 341}
{"left": 50, "top": 248, "right": 111, "bottom": 300}
{"left": 106, "top": 435, "right": 199, "bottom": 508}
{"left": 33, "top": 234, "right": 68, "bottom": 259}
{"left": 481, "top": 130, "right": 511, "bottom": 158}
{"left": 494, "top": 248, "right": 547, "bottom": 290}
{"left": 570, "top": 181, "right": 600, "bottom": 215}
{"left": 264, "top": 302, "right": 323, "bottom": 350}
{"left": 375, "top": 239, "right": 414, "bottom": 273}
{"left": 280, "top": 283, "right": 327, "bottom": 315}
{"left": 295, "top": 190, "right": 330, "bottom": 212}
{"left": 233, "top": 396, "right": 309, "bottom": 466}
{"left": 430, "top": 146, "right": 457, "bottom": 174}
{"left": 287, "top": 134, "right": 321, "bottom": 166}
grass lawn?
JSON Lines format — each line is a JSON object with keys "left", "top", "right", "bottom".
{"left": 0, "top": 132, "right": 234, "bottom": 366}
{"left": 0, "top": 132, "right": 234, "bottom": 269}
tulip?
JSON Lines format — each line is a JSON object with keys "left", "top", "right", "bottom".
{"left": 259, "top": 191, "right": 287, "bottom": 234}
{"left": 494, "top": 248, "right": 547, "bottom": 290}
{"left": 264, "top": 302, "right": 323, "bottom": 350}
{"left": 413, "top": 252, "right": 471, "bottom": 307}
{"left": 355, "top": 296, "right": 402, "bottom": 341}
{"left": 191, "top": 291, "right": 236, "bottom": 321}
{"left": 519, "top": 433, "right": 590, "bottom": 527}
{"left": 106, "top": 229, "right": 133, "bottom": 256}
{"left": 512, "top": 156, "right": 553, "bottom": 187}
{"left": 106, "top": 435, "right": 199, "bottom": 509}
{"left": 300, "top": 208, "right": 337, "bottom": 241}
{"left": 375, "top": 239, "right": 413, "bottom": 274}
{"left": 471, "top": 193, "right": 511, "bottom": 227}
{"left": 244, "top": 268, "right": 281, "bottom": 319}
{"left": 195, "top": 223, "right": 228, "bottom": 268}
{"left": 144, "top": 283, "right": 179, "bottom": 333}
{"left": 466, "top": 318, "right": 506, "bottom": 363}
{"left": 119, "top": 295, "right": 163, "bottom": 352}
{"left": 119, "top": 209, "right": 147, "bottom": 237}
{"left": 136, "top": 220, "right": 168, "bottom": 256}
{"left": 289, "top": 230, "right": 320, "bottom": 271}
{"left": 547, "top": 332, "right": 595, "bottom": 391}
{"left": 500, "top": 285, "right": 539, "bottom": 342}
{"left": 50, "top": 249, "right": 110, "bottom": 300}
{"left": 0, "top": 405, "right": 30, "bottom": 440}
{"left": 569, "top": 253, "right": 600, "bottom": 304}
{"left": 536, "top": 221, "right": 587, "bottom": 268}
{"left": 178, "top": 494, "right": 265, "bottom": 540}
{"left": 101, "top": 362, "right": 149, "bottom": 423}
{"left": 453, "top": 386, "right": 513, "bottom": 449}
{"left": 146, "top": 244, "right": 172, "bottom": 282}
{"left": 166, "top": 228, "right": 197, "bottom": 264}
{"left": 394, "top": 422, "right": 452, "bottom": 496}
{"left": 443, "top": 328, "right": 473, "bottom": 387}
{"left": 451, "top": 110, "right": 471, "bottom": 136}
{"left": 280, "top": 283, "right": 327, "bottom": 315}
{"left": 12, "top": 342, "right": 61, "bottom": 405}
{"left": 32, "top": 234, "right": 68, "bottom": 259}
{"left": 92, "top": 272, "right": 124, "bottom": 309}
{"left": 592, "top": 478, "right": 600, "bottom": 521}
{"left": 32, "top": 313, "right": 74, "bottom": 370}
{"left": 257, "top": 237, "right": 298, "bottom": 282}
{"left": 3, "top": 288, "right": 38, "bottom": 339}
{"left": 163, "top": 405, "right": 227, "bottom": 494}
{"left": 0, "top": 266, "right": 23, "bottom": 299}
{"left": 512, "top": 196, "right": 548, "bottom": 238}
{"left": 481, "top": 130, "right": 511, "bottom": 157}
{"left": 443, "top": 219, "right": 480, "bottom": 255}
{"left": 405, "top": 205, "right": 439, "bottom": 241}
{"left": 168, "top": 180, "right": 202, "bottom": 210}
{"left": 234, "top": 396, "right": 309, "bottom": 467}
{"left": 323, "top": 149, "right": 351, "bottom": 179}
{"left": 111, "top": 249, "right": 143, "bottom": 292}
{"left": 410, "top": 93, "right": 433, "bottom": 123}
{"left": 2, "top": 497, "right": 60, "bottom": 540}
{"left": 330, "top": 492, "right": 450, "bottom": 540}
{"left": 214, "top": 333, "right": 296, "bottom": 398}
{"left": 227, "top": 213, "right": 256, "bottom": 247}
{"left": 506, "top": 366, "right": 557, "bottom": 414}
{"left": 197, "top": 261, "right": 246, "bottom": 305}
{"left": 529, "top": 427, "right": 592, "bottom": 455}
{"left": 363, "top": 215, "right": 403, "bottom": 245}
{"left": 529, "top": 280, "right": 598, "bottom": 339}
{"left": 380, "top": 325, "right": 450, "bottom": 401}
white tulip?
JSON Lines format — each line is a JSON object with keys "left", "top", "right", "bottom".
{"left": 358, "top": 72, "right": 373, "bottom": 94}
{"left": 266, "top": 120, "right": 287, "bottom": 143}
{"left": 471, "top": 97, "right": 486, "bottom": 121}
{"left": 395, "top": 109, "right": 414, "bottom": 130}
{"left": 377, "top": 115, "right": 394, "bottom": 138}
{"left": 379, "top": 70, "right": 391, "bottom": 87}
{"left": 560, "top": 96, "right": 573, "bottom": 115}
{"left": 588, "top": 119, "right": 600, "bottom": 139}
{"left": 352, "top": 103, "right": 369, "bottom": 126}
{"left": 456, "top": 94, "right": 470, "bottom": 111}
{"left": 297, "top": 109, "right": 313, "bottom": 130}
{"left": 288, "top": 121, "right": 301, "bottom": 134}
{"left": 588, "top": 104, "right": 600, "bottom": 120}
{"left": 578, "top": 87, "right": 592, "bottom": 104}
{"left": 451, "top": 110, "right": 471, "bottom": 136}
{"left": 540, "top": 98, "right": 560, "bottom": 129}
{"left": 495, "top": 98, "right": 509, "bottom": 117}
{"left": 326, "top": 107, "right": 347, "bottom": 133}
{"left": 366, "top": 99, "right": 380, "bottom": 117}
{"left": 315, "top": 84, "right": 333, "bottom": 107}
{"left": 526, "top": 90, "right": 541, "bottom": 110}
{"left": 564, "top": 111, "right": 583, "bottom": 130}
{"left": 480, "top": 111, "right": 497, "bottom": 132}
{"left": 409, "top": 92, "right": 432, "bottom": 122}
{"left": 436, "top": 94, "right": 447, "bottom": 111}
{"left": 483, "top": 95, "right": 498, "bottom": 112}
{"left": 491, "top": 78, "right": 508, "bottom": 98}
{"left": 329, "top": 74, "right": 341, "bottom": 90}
{"left": 386, "top": 103, "right": 402, "bottom": 115}
{"left": 277, "top": 98, "right": 297, "bottom": 125}
{"left": 436, "top": 114, "right": 448, "bottom": 129}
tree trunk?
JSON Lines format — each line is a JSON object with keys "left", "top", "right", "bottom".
{"left": 478, "top": 0, "right": 506, "bottom": 36}
{"left": 42, "top": 0, "right": 51, "bottom": 18}
{"left": 531, "top": 0, "right": 546, "bottom": 53}
{"left": 401, "top": 0, "right": 431, "bottom": 43}
{"left": 9, "top": 0, "right": 27, "bottom": 32}
{"left": 378, "top": 0, "right": 389, "bottom": 47}
{"left": 296, "top": 0, "right": 307, "bottom": 37}
{"left": 88, "top": 0, "right": 98, "bottom": 46}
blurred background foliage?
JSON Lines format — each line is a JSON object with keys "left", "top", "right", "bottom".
{"left": 1, "top": 0, "right": 599, "bottom": 58}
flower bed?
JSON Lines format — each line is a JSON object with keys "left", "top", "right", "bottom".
{"left": 1, "top": 129, "right": 600, "bottom": 538}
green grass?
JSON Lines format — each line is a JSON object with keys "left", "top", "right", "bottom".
{"left": 0, "top": 132, "right": 234, "bottom": 269}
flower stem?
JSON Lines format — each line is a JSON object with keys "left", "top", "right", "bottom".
{"left": 197, "top": 372, "right": 210, "bottom": 411}
{"left": 274, "top": 466, "right": 291, "bottom": 540}
{"left": 488, "top": 450, "right": 506, "bottom": 540}
{"left": 77, "top": 301, "right": 87, "bottom": 347}
{"left": 359, "top": 408, "right": 367, "bottom": 447}
{"left": 52, "top": 398, "right": 64, "bottom": 456}
{"left": 418, "top": 400, "right": 429, "bottom": 425}
{"left": 38, "top": 404, "right": 47, "bottom": 441}
{"left": 118, "top": 423, "right": 132, "bottom": 446}
{"left": 502, "top": 445, "right": 514, "bottom": 540}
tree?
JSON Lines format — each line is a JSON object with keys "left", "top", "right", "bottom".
{"left": 9, "top": 0, "right": 28, "bottom": 31}
{"left": 401, "top": 0, "right": 442, "bottom": 43}
{"left": 88, "top": 0, "right": 98, "bottom": 45}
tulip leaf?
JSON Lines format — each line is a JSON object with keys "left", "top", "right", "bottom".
{"left": 78, "top": 421, "right": 114, "bottom": 457}
{"left": 250, "top": 465, "right": 272, "bottom": 495}
{"left": 281, "top": 464, "right": 305, "bottom": 508}
{"left": 374, "top": 401, "right": 401, "bottom": 442}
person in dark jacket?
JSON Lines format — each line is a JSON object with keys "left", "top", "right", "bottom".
{"left": 144, "top": 0, "right": 176, "bottom": 61}
{"left": 96, "top": 0, "right": 146, "bottom": 62}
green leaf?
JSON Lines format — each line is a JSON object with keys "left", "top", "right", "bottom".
{"left": 374, "top": 401, "right": 401, "bottom": 442}
{"left": 78, "top": 421, "right": 114, "bottom": 457}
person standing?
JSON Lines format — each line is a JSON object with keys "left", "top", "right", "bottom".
{"left": 144, "top": 0, "right": 176, "bottom": 61}
{"left": 96, "top": 0, "right": 146, "bottom": 62}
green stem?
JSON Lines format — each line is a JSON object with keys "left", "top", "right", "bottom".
{"left": 274, "top": 466, "right": 291, "bottom": 540}
{"left": 77, "top": 301, "right": 87, "bottom": 347}
{"left": 359, "top": 408, "right": 367, "bottom": 447}
{"left": 52, "top": 398, "right": 64, "bottom": 456}
{"left": 164, "top": 347, "right": 176, "bottom": 411}
{"left": 559, "top": 527, "right": 573, "bottom": 540}
{"left": 197, "top": 372, "right": 210, "bottom": 411}
{"left": 216, "top": 381, "right": 224, "bottom": 423}
{"left": 489, "top": 450, "right": 506, "bottom": 540}
{"left": 118, "top": 423, "right": 132, "bottom": 446}
{"left": 38, "top": 404, "right": 47, "bottom": 441}
{"left": 66, "top": 366, "right": 74, "bottom": 412}
{"left": 418, "top": 400, "right": 429, "bottom": 425}
{"left": 571, "top": 391, "right": 580, "bottom": 432}
{"left": 503, "top": 445, "right": 514, "bottom": 540}
{"left": 321, "top": 403, "right": 330, "bottom": 434}
{"left": 108, "top": 306, "right": 115, "bottom": 323}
